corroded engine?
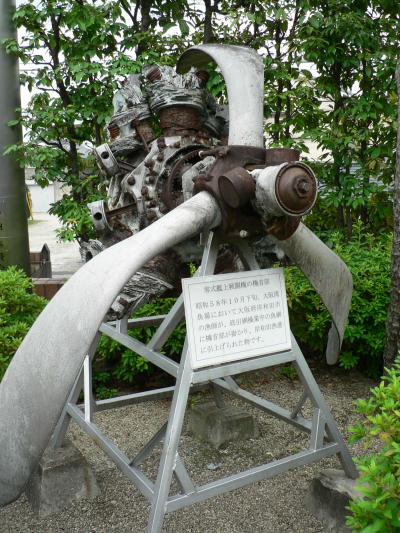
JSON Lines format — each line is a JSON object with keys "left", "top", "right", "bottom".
{"left": 82, "top": 65, "right": 231, "bottom": 317}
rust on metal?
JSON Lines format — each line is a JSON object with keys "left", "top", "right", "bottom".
{"left": 196, "top": 70, "right": 209, "bottom": 87}
{"left": 275, "top": 163, "right": 317, "bottom": 215}
{"left": 193, "top": 145, "right": 266, "bottom": 235}
{"left": 159, "top": 106, "right": 201, "bottom": 136}
{"left": 108, "top": 124, "right": 120, "bottom": 140}
{"left": 146, "top": 65, "right": 162, "bottom": 83}
{"left": 266, "top": 216, "right": 301, "bottom": 240}
{"left": 218, "top": 167, "right": 255, "bottom": 209}
{"left": 265, "top": 148, "right": 300, "bottom": 166}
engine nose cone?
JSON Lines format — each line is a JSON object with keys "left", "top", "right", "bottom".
{"left": 275, "top": 163, "right": 317, "bottom": 215}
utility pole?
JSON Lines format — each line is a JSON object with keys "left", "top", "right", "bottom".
{"left": 0, "top": 0, "right": 30, "bottom": 275}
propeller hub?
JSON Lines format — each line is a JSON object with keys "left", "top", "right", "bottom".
{"left": 275, "top": 163, "right": 317, "bottom": 215}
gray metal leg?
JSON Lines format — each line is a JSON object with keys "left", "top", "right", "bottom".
{"left": 290, "top": 390, "right": 308, "bottom": 419}
{"left": 50, "top": 367, "right": 84, "bottom": 448}
{"left": 130, "top": 423, "right": 167, "bottom": 467}
{"left": 291, "top": 335, "right": 358, "bottom": 479}
{"left": 174, "top": 455, "right": 195, "bottom": 495}
{"left": 50, "top": 332, "right": 101, "bottom": 448}
{"left": 234, "top": 238, "right": 262, "bottom": 270}
{"left": 147, "top": 295, "right": 185, "bottom": 352}
{"left": 147, "top": 342, "right": 193, "bottom": 533}
{"left": 309, "top": 408, "right": 326, "bottom": 450}
{"left": 211, "top": 382, "right": 225, "bottom": 408}
{"left": 83, "top": 354, "right": 96, "bottom": 423}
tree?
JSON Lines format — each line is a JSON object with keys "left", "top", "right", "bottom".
{"left": 384, "top": 61, "right": 400, "bottom": 369}
{"left": 300, "top": 0, "right": 397, "bottom": 238}
{"left": 4, "top": 0, "right": 398, "bottom": 246}
{"left": 4, "top": 0, "right": 192, "bottom": 241}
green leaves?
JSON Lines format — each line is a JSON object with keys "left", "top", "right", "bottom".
{"left": 285, "top": 226, "right": 391, "bottom": 376}
{"left": 94, "top": 298, "right": 186, "bottom": 391}
{"left": 0, "top": 268, "right": 46, "bottom": 381}
{"left": 347, "top": 359, "right": 400, "bottom": 531}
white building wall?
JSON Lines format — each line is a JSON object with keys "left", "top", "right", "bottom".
{"left": 25, "top": 168, "right": 68, "bottom": 213}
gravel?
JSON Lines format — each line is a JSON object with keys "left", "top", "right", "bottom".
{"left": 0, "top": 365, "right": 376, "bottom": 533}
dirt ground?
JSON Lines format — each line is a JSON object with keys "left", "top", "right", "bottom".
{"left": 0, "top": 364, "right": 376, "bottom": 533}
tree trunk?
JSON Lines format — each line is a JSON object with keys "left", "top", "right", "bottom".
{"left": 203, "top": 0, "right": 215, "bottom": 43}
{"left": 136, "top": 0, "right": 152, "bottom": 56}
{"left": 383, "top": 61, "right": 400, "bottom": 370}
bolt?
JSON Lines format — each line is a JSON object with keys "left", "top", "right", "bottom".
{"left": 146, "top": 210, "right": 157, "bottom": 221}
{"left": 293, "top": 176, "right": 311, "bottom": 197}
{"left": 157, "top": 153, "right": 164, "bottom": 162}
{"left": 127, "top": 175, "right": 136, "bottom": 185}
{"left": 141, "top": 186, "right": 149, "bottom": 197}
{"left": 157, "top": 137, "right": 166, "bottom": 149}
{"left": 239, "top": 230, "right": 249, "bottom": 239}
{"left": 144, "top": 159, "right": 154, "bottom": 169}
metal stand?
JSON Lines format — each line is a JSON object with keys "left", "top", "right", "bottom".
{"left": 51, "top": 231, "right": 357, "bottom": 533}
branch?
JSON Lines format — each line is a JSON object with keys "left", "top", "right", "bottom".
{"left": 39, "top": 136, "right": 69, "bottom": 155}
{"left": 287, "top": 0, "right": 301, "bottom": 43}
{"left": 120, "top": 0, "right": 139, "bottom": 29}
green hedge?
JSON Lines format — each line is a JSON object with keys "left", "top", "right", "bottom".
{"left": 347, "top": 359, "right": 400, "bottom": 532}
{"left": 0, "top": 267, "right": 46, "bottom": 380}
{"left": 94, "top": 298, "right": 186, "bottom": 397}
{"left": 285, "top": 225, "right": 391, "bottom": 377}
{"left": 0, "top": 226, "right": 391, "bottom": 386}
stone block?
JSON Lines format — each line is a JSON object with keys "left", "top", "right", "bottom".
{"left": 189, "top": 402, "right": 259, "bottom": 449}
{"left": 305, "top": 469, "right": 361, "bottom": 532}
{"left": 25, "top": 439, "right": 100, "bottom": 517}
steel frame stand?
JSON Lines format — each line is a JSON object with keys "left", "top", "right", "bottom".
{"left": 51, "top": 231, "right": 357, "bottom": 533}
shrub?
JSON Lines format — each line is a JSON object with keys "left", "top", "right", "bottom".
{"left": 94, "top": 298, "right": 186, "bottom": 390}
{"left": 0, "top": 267, "right": 46, "bottom": 380}
{"left": 347, "top": 359, "right": 400, "bottom": 532}
{"left": 285, "top": 224, "right": 391, "bottom": 376}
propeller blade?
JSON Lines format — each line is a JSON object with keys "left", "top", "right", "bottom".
{"left": 278, "top": 223, "right": 352, "bottom": 365}
{"left": 0, "top": 192, "right": 221, "bottom": 506}
{"left": 177, "top": 44, "right": 264, "bottom": 148}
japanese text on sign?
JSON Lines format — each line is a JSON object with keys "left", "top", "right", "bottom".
{"left": 182, "top": 268, "right": 291, "bottom": 369}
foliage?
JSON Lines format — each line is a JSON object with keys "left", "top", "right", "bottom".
{"left": 3, "top": 0, "right": 397, "bottom": 242}
{"left": 278, "top": 365, "right": 298, "bottom": 381}
{"left": 94, "top": 298, "right": 185, "bottom": 389}
{"left": 0, "top": 267, "right": 46, "bottom": 380}
{"left": 299, "top": 0, "right": 397, "bottom": 235}
{"left": 3, "top": 0, "right": 191, "bottom": 242}
{"left": 347, "top": 359, "right": 400, "bottom": 532}
{"left": 285, "top": 224, "right": 391, "bottom": 376}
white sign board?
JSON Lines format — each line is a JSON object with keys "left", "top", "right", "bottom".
{"left": 182, "top": 268, "right": 292, "bottom": 369}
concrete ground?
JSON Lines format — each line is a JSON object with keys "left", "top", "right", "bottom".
{"left": 0, "top": 366, "right": 376, "bottom": 533}
{"left": 28, "top": 213, "right": 82, "bottom": 278}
